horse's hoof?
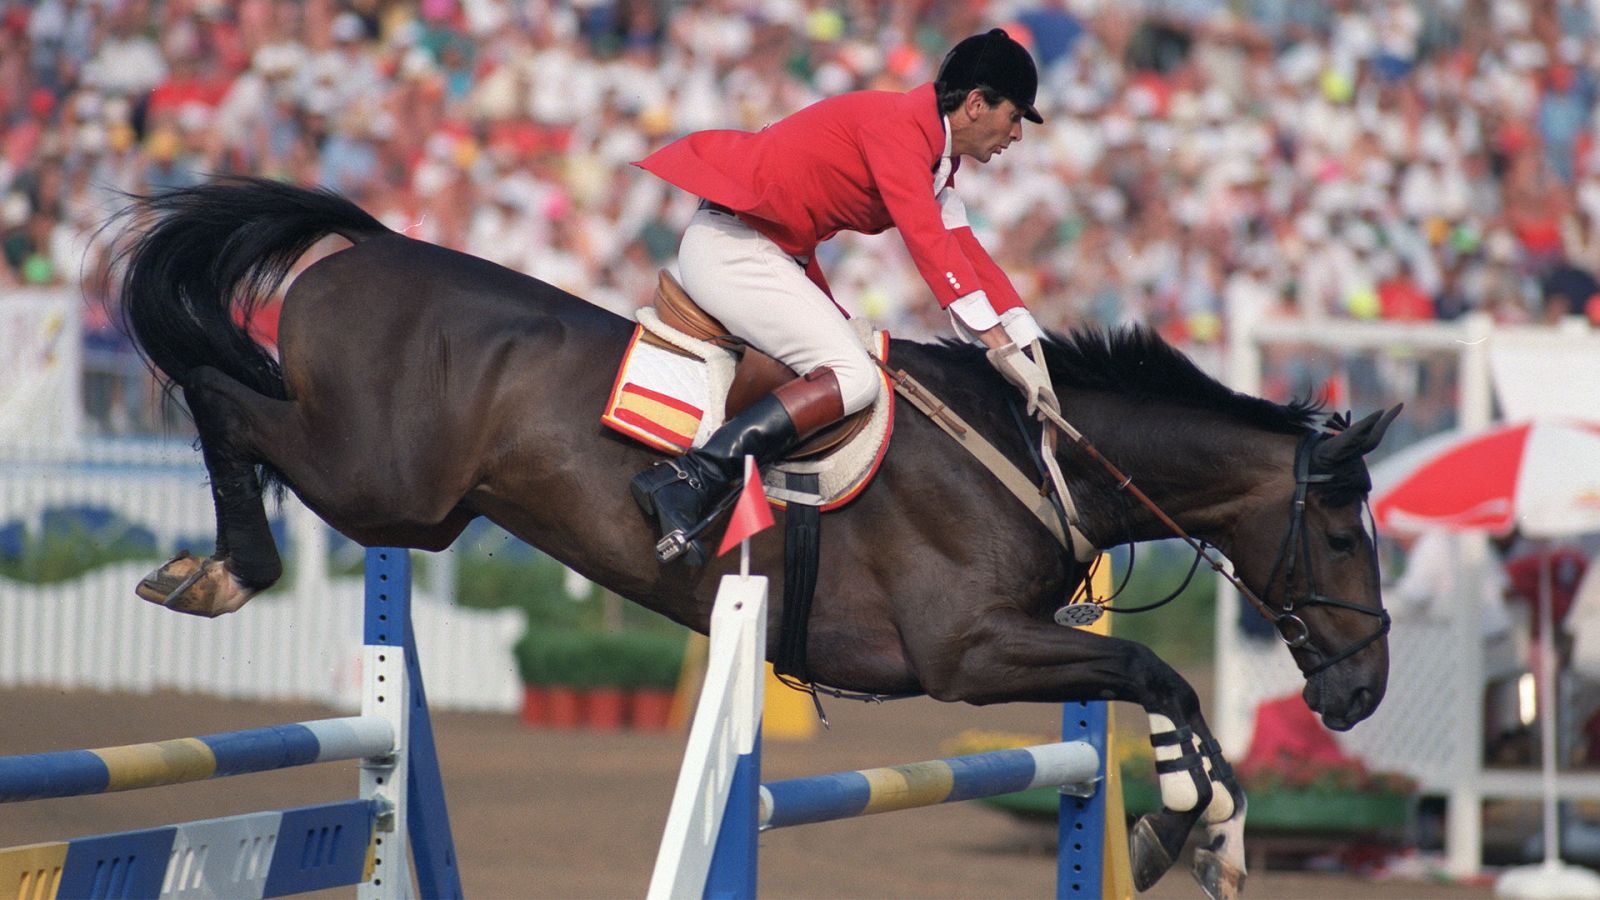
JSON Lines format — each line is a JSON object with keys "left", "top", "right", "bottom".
{"left": 1192, "top": 846, "right": 1246, "bottom": 900}
{"left": 1129, "top": 816, "right": 1175, "bottom": 892}
{"left": 136, "top": 553, "right": 255, "bottom": 618}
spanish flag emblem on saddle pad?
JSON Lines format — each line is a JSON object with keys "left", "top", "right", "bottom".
{"left": 601, "top": 310, "right": 894, "bottom": 511}
{"left": 605, "top": 331, "right": 712, "bottom": 453}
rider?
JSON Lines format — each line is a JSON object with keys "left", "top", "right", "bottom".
{"left": 630, "top": 28, "right": 1061, "bottom": 564}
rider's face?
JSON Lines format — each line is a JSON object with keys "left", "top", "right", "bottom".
{"left": 958, "top": 95, "right": 1024, "bottom": 163}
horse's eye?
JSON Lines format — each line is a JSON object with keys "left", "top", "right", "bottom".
{"left": 1328, "top": 532, "right": 1357, "bottom": 554}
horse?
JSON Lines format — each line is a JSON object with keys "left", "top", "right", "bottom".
{"left": 110, "top": 177, "right": 1399, "bottom": 897}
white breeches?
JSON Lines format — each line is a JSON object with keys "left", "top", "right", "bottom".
{"left": 676, "top": 208, "right": 882, "bottom": 415}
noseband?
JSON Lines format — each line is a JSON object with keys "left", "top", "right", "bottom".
{"left": 1261, "top": 432, "right": 1391, "bottom": 678}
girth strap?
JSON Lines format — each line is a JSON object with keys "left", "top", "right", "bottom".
{"left": 775, "top": 472, "right": 821, "bottom": 683}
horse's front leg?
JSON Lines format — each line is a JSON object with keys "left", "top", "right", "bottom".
{"left": 1184, "top": 716, "right": 1248, "bottom": 900}
{"left": 908, "top": 609, "right": 1245, "bottom": 897}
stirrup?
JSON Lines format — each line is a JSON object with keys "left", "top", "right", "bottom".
{"left": 653, "top": 485, "right": 743, "bottom": 564}
{"left": 655, "top": 530, "right": 698, "bottom": 564}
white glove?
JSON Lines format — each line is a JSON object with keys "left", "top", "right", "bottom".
{"left": 986, "top": 342, "right": 1060, "bottom": 418}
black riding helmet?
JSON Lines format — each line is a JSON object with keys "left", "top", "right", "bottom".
{"left": 937, "top": 28, "right": 1043, "bottom": 124}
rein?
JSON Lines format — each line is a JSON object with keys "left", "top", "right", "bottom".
{"left": 1004, "top": 399, "right": 1203, "bottom": 615}
{"left": 1034, "top": 405, "right": 1391, "bottom": 677}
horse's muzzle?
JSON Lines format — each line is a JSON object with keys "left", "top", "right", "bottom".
{"left": 1305, "top": 681, "right": 1382, "bottom": 732}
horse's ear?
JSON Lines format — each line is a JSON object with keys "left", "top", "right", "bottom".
{"left": 1313, "top": 404, "right": 1403, "bottom": 468}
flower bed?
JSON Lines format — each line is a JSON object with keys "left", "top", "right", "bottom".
{"left": 516, "top": 629, "right": 685, "bottom": 731}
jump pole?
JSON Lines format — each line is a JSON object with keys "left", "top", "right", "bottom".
{"left": 0, "top": 547, "right": 460, "bottom": 900}
{"left": 647, "top": 572, "right": 1114, "bottom": 898}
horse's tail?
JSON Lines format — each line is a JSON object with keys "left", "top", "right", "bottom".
{"left": 113, "top": 176, "right": 391, "bottom": 395}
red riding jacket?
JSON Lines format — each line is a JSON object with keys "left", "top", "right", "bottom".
{"left": 634, "top": 82, "right": 1024, "bottom": 315}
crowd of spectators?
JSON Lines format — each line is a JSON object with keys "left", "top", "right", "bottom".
{"left": 3, "top": 0, "right": 1599, "bottom": 434}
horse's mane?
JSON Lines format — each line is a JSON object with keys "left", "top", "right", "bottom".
{"left": 922, "top": 325, "right": 1322, "bottom": 434}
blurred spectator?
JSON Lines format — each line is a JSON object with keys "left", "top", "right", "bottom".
{"left": 1377, "top": 257, "right": 1435, "bottom": 320}
{"left": 1504, "top": 541, "right": 1589, "bottom": 653}
{"left": 1540, "top": 259, "right": 1600, "bottom": 321}
{"left": 1, "top": 0, "right": 1598, "bottom": 436}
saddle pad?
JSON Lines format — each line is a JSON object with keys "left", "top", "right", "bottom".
{"left": 601, "top": 324, "right": 730, "bottom": 453}
{"left": 601, "top": 310, "right": 894, "bottom": 511}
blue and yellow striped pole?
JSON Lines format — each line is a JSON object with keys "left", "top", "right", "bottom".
{"left": 0, "top": 717, "right": 393, "bottom": 803}
{"left": 758, "top": 741, "right": 1098, "bottom": 829}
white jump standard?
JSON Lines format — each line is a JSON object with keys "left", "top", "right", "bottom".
{"left": 648, "top": 572, "right": 1111, "bottom": 898}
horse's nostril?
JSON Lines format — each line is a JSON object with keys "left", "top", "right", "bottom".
{"left": 1352, "top": 687, "right": 1372, "bottom": 715}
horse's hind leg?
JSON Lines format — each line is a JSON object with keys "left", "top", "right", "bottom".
{"left": 137, "top": 366, "right": 286, "bottom": 617}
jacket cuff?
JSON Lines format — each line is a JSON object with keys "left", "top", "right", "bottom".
{"left": 1000, "top": 307, "right": 1044, "bottom": 347}
{"left": 948, "top": 290, "right": 999, "bottom": 334}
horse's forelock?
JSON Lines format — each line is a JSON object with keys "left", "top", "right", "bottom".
{"left": 1317, "top": 460, "right": 1374, "bottom": 508}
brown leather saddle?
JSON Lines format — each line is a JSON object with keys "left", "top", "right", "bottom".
{"left": 650, "top": 270, "right": 873, "bottom": 459}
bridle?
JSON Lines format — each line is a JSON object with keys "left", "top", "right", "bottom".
{"left": 1036, "top": 406, "right": 1390, "bottom": 680}
{"left": 1259, "top": 431, "right": 1391, "bottom": 677}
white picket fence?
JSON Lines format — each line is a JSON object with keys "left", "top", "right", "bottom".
{"left": 0, "top": 440, "right": 526, "bottom": 713}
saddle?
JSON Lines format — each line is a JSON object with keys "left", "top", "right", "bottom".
{"left": 651, "top": 271, "right": 871, "bottom": 459}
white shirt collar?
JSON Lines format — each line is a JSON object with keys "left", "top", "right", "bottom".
{"left": 933, "top": 116, "right": 955, "bottom": 191}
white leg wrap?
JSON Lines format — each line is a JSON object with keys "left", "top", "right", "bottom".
{"left": 1201, "top": 754, "right": 1235, "bottom": 824}
{"left": 1148, "top": 713, "right": 1200, "bottom": 812}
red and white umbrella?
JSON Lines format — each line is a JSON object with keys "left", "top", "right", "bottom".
{"left": 1371, "top": 418, "right": 1600, "bottom": 538}
{"left": 1371, "top": 417, "right": 1600, "bottom": 897}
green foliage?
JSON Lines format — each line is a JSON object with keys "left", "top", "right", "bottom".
{"left": 609, "top": 631, "right": 690, "bottom": 689}
{"left": 1099, "top": 540, "right": 1217, "bottom": 670}
{"left": 456, "top": 552, "right": 587, "bottom": 625}
{"left": 514, "top": 628, "right": 688, "bottom": 689}
{"left": 0, "top": 529, "right": 159, "bottom": 584}
{"left": 517, "top": 630, "right": 606, "bottom": 688}
{"left": 452, "top": 547, "right": 673, "bottom": 625}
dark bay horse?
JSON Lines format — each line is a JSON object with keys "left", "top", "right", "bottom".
{"left": 112, "top": 178, "right": 1399, "bottom": 897}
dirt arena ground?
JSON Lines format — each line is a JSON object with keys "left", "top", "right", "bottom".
{"left": 0, "top": 685, "right": 1502, "bottom": 899}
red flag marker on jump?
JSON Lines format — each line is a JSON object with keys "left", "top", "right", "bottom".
{"left": 717, "top": 455, "right": 774, "bottom": 570}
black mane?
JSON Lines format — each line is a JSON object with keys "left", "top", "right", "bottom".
{"left": 921, "top": 326, "right": 1322, "bottom": 434}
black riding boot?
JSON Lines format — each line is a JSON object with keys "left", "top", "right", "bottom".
{"left": 631, "top": 368, "right": 845, "bottom": 565}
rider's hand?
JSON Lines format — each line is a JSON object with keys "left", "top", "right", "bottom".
{"left": 986, "top": 342, "right": 1060, "bottom": 419}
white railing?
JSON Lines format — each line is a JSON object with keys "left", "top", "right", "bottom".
{"left": 1222, "top": 310, "right": 1600, "bottom": 876}
{"left": 0, "top": 290, "right": 82, "bottom": 448}
{"left": 0, "top": 440, "right": 523, "bottom": 713}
